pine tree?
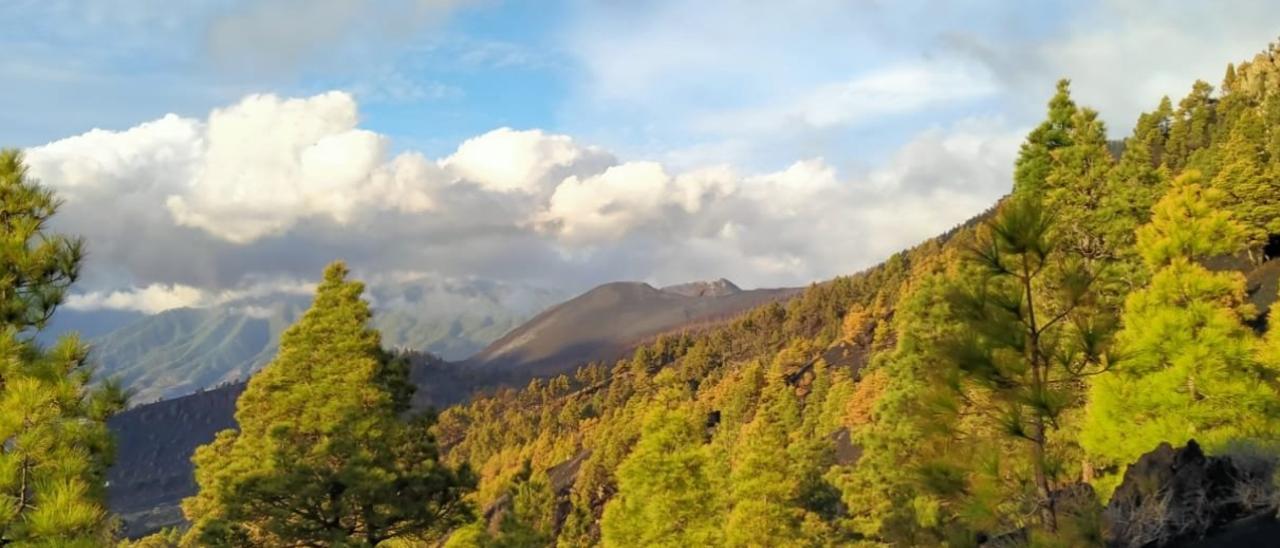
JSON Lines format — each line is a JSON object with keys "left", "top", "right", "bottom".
{"left": 724, "top": 372, "right": 805, "bottom": 547}
{"left": 0, "top": 149, "right": 124, "bottom": 546}
{"left": 1082, "top": 172, "right": 1280, "bottom": 497}
{"left": 445, "top": 461, "right": 556, "bottom": 548}
{"left": 1212, "top": 110, "right": 1280, "bottom": 258}
{"left": 1014, "top": 80, "right": 1078, "bottom": 196}
{"left": 600, "top": 399, "right": 722, "bottom": 547}
{"left": 1165, "top": 80, "right": 1218, "bottom": 172}
{"left": 839, "top": 270, "right": 974, "bottom": 545}
{"left": 183, "top": 262, "right": 474, "bottom": 546}
{"left": 928, "top": 194, "right": 1113, "bottom": 533}
{"left": 1045, "top": 106, "right": 1116, "bottom": 261}
{"left": 1099, "top": 98, "right": 1174, "bottom": 287}
{"left": 495, "top": 461, "right": 556, "bottom": 547}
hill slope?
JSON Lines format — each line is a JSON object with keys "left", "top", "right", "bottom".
{"left": 466, "top": 279, "right": 798, "bottom": 377}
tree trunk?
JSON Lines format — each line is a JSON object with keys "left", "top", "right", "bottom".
{"left": 1031, "top": 418, "right": 1057, "bottom": 533}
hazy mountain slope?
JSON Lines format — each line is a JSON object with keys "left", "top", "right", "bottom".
{"left": 467, "top": 279, "right": 800, "bottom": 377}
{"left": 91, "top": 278, "right": 565, "bottom": 404}
{"left": 93, "top": 304, "right": 299, "bottom": 405}
{"left": 370, "top": 277, "right": 563, "bottom": 358}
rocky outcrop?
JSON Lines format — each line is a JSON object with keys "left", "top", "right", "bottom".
{"left": 1103, "top": 440, "right": 1277, "bottom": 547}
{"left": 660, "top": 278, "right": 742, "bottom": 298}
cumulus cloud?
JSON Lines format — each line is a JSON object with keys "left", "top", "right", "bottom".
{"left": 30, "top": 91, "right": 445, "bottom": 244}
{"left": 538, "top": 163, "right": 738, "bottom": 245}
{"left": 166, "top": 92, "right": 397, "bottom": 242}
{"left": 28, "top": 91, "right": 1019, "bottom": 313}
{"left": 443, "top": 128, "right": 613, "bottom": 194}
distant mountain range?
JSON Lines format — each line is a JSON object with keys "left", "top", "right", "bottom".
{"left": 66, "top": 277, "right": 566, "bottom": 404}
{"left": 105, "top": 277, "right": 799, "bottom": 537}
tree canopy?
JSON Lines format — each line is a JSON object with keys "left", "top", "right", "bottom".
{"left": 183, "top": 262, "right": 473, "bottom": 547}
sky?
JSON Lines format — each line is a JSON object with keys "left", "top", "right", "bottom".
{"left": 7, "top": 0, "right": 1280, "bottom": 315}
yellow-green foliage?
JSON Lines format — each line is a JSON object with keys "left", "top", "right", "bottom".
{"left": 1083, "top": 175, "right": 1280, "bottom": 497}
{"left": 0, "top": 150, "right": 124, "bottom": 546}
{"left": 599, "top": 398, "right": 723, "bottom": 547}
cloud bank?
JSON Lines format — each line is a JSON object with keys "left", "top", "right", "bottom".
{"left": 27, "top": 91, "right": 1019, "bottom": 312}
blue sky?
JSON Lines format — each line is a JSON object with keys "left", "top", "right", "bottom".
{"left": 9, "top": 0, "right": 1280, "bottom": 313}
{"left": 0, "top": 1, "right": 1072, "bottom": 161}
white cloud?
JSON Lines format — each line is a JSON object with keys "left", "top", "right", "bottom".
{"left": 24, "top": 113, "right": 202, "bottom": 195}
{"left": 539, "top": 162, "right": 722, "bottom": 245}
{"left": 166, "top": 92, "right": 386, "bottom": 242}
{"left": 66, "top": 278, "right": 318, "bottom": 314}
{"left": 66, "top": 284, "right": 206, "bottom": 314}
{"left": 695, "top": 63, "right": 997, "bottom": 135}
{"left": 30, "top": 91, "right": 452, "bottom": 244}
{"left": 442, "top": 128, "right": 611, "bottom": 194}
{"left": 29, "top": 90, "right": 1021, "bottom": 300}
{"left": 949, "top": 0, "right": 1280, "bottom": 134}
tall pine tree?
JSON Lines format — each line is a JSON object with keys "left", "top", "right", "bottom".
{"left": 927, "top": 194, "right": 1113, "bottom": 533}
{"left": 1044, "top": 106, "right": 1116, "bottom": 262}
{"left": 724, "top": 370, "right": 805, "bottom": 546}
{"left": 183, "top": 262, "right": 473, "bottom": 547}
{"left": 1098, "top": 97, "right": 1174, "bottom": 288}
{"left": 1165, "top": 80, "right": 1218, "bottom": 172}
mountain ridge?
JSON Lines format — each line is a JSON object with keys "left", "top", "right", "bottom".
{"left": 86, "top": 278, "right": 566, "bottom": 404}
{"left": 464, "top": 279, "right": 798, "bottom": 377}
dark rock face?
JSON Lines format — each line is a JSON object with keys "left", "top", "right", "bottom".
{"left": 1173, "top": 511, "right": 1280, "bottom": 548}
{"left": 1104, "top": 440, "right": 1277, "bottom": 548}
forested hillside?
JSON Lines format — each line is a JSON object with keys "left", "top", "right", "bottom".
{"left": 423, "top": 44, "right": 1280, "bottom": 547}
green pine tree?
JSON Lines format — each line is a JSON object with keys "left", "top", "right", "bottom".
{"left": 927, "top": 194, "right": 1113, "bottom": 533}
{"left": 600, "top": 399, "right": 722, "bottom": 547}
{"left": 183, "top": 262, "right": 474, "bottom": 547}
{"left": 1045, "top": 106, "right": 1116, "bottom": 261}
{"left": 724, "top": 372, "right": 805, "bottom": 547}
{"left": 0, "top": 149, "right": 125, "bottom": 546}
{"left": 1014, "top": 80, "right": 1078, "bottom": 196}
{"left": 1082, "top": 173, "right": 1280, "bottom": 498}
{"left": 1212, "top": 110, "right": 1280, "bottom": 259}
{"left": 1165, "top": 80, "right": 1218, "bottom": 172}
{"left": 1098, "top": 97, "right": 1174, "bottom": 288}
